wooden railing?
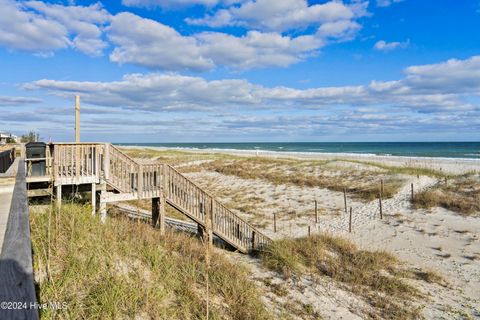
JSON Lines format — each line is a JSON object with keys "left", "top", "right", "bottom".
{"left": 164, "top": 165, "right": 271, "bottom": 252}
{"left": 53, "top": 143, "right": 102, "bottom": 185}
{"left": 32, "top": 143, "right": 271, "bottom": 252}
{"left": 106, "top": 145, "right": 163, "bottom": 199}
{"left": 0, "top": 147, "right": 15, "bottom": 173}
{"left": 0, "top": 159, "right": 38, "bottom": 319}
{"left": 107, "top": 145, "right": 139, "bottom": 193}
{"left": 139, "top": 163, "right": 163, "bottom": 199}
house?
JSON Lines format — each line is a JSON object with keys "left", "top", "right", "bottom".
{"left": 0, "top": 132, "right": 18, "bottom": 144}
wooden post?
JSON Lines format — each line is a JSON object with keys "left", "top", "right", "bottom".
{"left": 379, "top": 192, "right": 383, "bottom": 220}
{"left": 349, "top": 207, "right": 352, "bottom": 233}
{"left": 152, "top": 197, "right": 160, "bottom": 227}
{"left": 56, "top": 184, "right": 62, "bottom": 209}
{"left": 75, "top": 95, "right": 80, "bottom": 143}
{"left": 104, "top": 143, "right": 110, "bottom": 180}
{"left": 314, "top": 200, "right": 318, "bottom": 223}
{"left": 138, "top": 166, "right": 144, "bottom": 199}
{"left": 205, "top": 198, "right": 213, "bottom": 249}
{"left": 100, "top": 183, "right": 107, "bottom": 223}
{"left": 91, "top": 183, "right": 96, "bottom": 216}
{"left": 159, "top": 191, "right": 166, "bottom": 236}
{"left": 411, "top": 183, "right": 414, "bottom": 202}
{"left": 308, "top": 225, "right": 311, "bottom": 237}
{"left": 273, "top": 212, "right": 277, "bottom": 233}
{"left": 251, "top": 230, "right": 256, "bottom": 251}
{"left": 381, "top": 179, "right": 384, "bottom": 197}
{"left": 74, "top": 96, "right": 80, "bottom": 184}
{"left": 343, "top": 188, "right": 347, "bottom": 214}
{"left": 198, "top": 224, "right": 205, "bottom": 238}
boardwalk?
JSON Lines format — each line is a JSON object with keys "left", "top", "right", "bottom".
{"left": 32, "top": 143, "right": 271, "bottom": 253}
{"left": 0, "top": 159, "right": 17, "bottom": 251}
{"left": 0, "top": 142, "right": 271, "bottom": 319}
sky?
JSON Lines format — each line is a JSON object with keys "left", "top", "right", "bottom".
{"left": 0, "top": 0, "right": 480, "bottom": 143}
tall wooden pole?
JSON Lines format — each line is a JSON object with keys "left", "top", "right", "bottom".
{"left": 75, "top": 95, "right": 80, "bottom": 143}
{"left": 314, "top": 200, "right": 318, "bottom": 223}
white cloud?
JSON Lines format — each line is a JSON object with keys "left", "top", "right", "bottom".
{"left": 0, "top": 0, "right": 69, "bottom": 52}
{"left": 187, "top": 0, "right": 368, "bottom": 33}
{"left": 121, "top": 0, "right": 223, "bottom": 8}
{"left": 107, "top": 12, "right": 323, "bottom": 71}
{"left": 0, "top": 1, "right": 366, "bottom": 70}
{"left": 0, "top": 0, "right": 110, "bottom": 56}
{"left": 25, "top": 55, "right": 480, "bottom": 113}
{"left": 25, "top": 73, "right": 262, "bottom": 111}
{"left": 0, "top": 95, "right": 42, "bottom": 106}
{"left": 404, "top": 56, "right": 480, "bottom": 94}
{"left": 376, "top": 0, "right": 404, "bottom": 7}
{"left": 374, "top": 39, "right": 409, "bottom": 51}
{"left": 108, "top": 12, "right": 213, "bottom": 71}
{"left": 24, "top": 1, "right": 111, "bottom": 56}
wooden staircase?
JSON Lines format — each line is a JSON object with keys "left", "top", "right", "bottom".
{"left": 50, "top": 143, "right": 271, "bottom": 253}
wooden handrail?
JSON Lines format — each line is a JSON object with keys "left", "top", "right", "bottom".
{"left": 0, "top": 159, "right": 38, "bottom": 319}
{"left": 45, "top": 143, "right": 271, "bottom": 252}
{"left": 164, "top": 164, "right": 271, "bottom": 251}
{"left": 51, "top": 143, "right": 102, "bottom": 184}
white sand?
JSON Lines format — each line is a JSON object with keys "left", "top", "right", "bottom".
{"left": 128, "top": 146, "right": 480, "bottom": 318}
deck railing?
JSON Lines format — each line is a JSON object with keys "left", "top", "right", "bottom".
{"left": 28, "top": 142, "right": 271, "bottom": 252}
{"left": 53, "top": 143, "right": 102, "bottom": 185}
{"left": 164, "top": 165, "right": 271, "bottom": 252}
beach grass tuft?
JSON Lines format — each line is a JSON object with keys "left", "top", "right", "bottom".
{"left": 30, "top": 203, "right": 271, "bottom": 320}
{"left": 260, "top": 234, "right": 438, "bottom": 320}
{"left": 412, "top": 174, "right": 480, "bottom": 215}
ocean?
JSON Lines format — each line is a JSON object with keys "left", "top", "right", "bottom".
{"left": 118, "top": 142, "right": 480, "bottom": 159}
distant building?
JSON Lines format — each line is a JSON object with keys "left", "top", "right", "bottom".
{"left": 0, "top": 132, "right": 18, "bottom": 144}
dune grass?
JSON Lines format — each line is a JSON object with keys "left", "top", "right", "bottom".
{"left": 260, "top": 234, "right": 437, "bottom": 320}
{"left": 200, "top": 157, "right": 404, "bottom": 201}
{"left": 412, "top": 175, "right": 480, "bottom": 215}
{"left": 30, "top": 204, "right": 271, "bottom": 320}
{"left": 343, "top": 159, "right": 453, "bottom": 178}
{"left": 120, "top": 147, "right": 230, "bottom": 167}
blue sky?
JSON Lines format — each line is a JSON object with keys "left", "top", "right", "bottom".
{"left": 0, "top": 0, "right": 480, "bottom": 142}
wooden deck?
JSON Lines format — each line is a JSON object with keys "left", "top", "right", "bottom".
{"left": 32, "top": 143, "right": 272, "bottom": 252}
{"left": 0, "top": 141, "right": 272, "bottom": 318}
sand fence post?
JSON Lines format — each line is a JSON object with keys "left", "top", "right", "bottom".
{"left": 343, "top": 188, "right": 347, "bottom": 214}
{"left": 379, "top": 193, "right": 383, "bottom": 220}
{"left": 349, "top": 207, "right": 352, "bottom": 233}
{"left": 273, "top": 212, "right": 277, "bottom": 233}
{"left": 411, "top": 183, "right": 414, "bottom": 202}
{"left": 308, "top": 225, "right": 311, "bottom": 237}
{"left": 314, "top": 200, "right": 318, "bottom": 224}
{"left": 381, "top": 179, "right": 384, "bottom": 197}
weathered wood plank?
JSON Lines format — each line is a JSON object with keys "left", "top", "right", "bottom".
{"left": 0, "top": 159, "right": 38, "bottom": 319}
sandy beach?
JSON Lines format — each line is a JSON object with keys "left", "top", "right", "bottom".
{"left": 122, "top": 145, "right": 480, "bottom": 175}
{"left": 122, "top": 145, "right": 480, "bottom": 319}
